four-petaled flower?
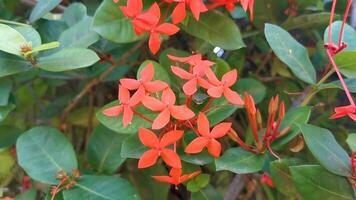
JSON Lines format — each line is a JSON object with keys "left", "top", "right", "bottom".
{"left": 164, "top": 0, "right": 208, "bottom": 24}
{"left": 120, "top": 0, "right": 144, "bottom": 35}
{"left": 152, "top": 168, "right": 201, "bottom": 186}
{"left": 143, "top": 88, "right": 195, "bottom": 129}
{"left": 329, "top": 105, "right": 356, "bottom": 121}
{"left": 205, "top": 69, "right": 244, "bottom": 105}
{"left": 185, "top": 112, "right": 231, "bottom": 157}
{"left": 138, "top": 128, "right": 183, "bottom": 168}
{"left": 168, "top": 54, "right": 215, "bottom": 74}
{"left": 133, "top": 3, "right": 180, "bottom": 54}
{"left": 120, "top": 62, "right": 168, "bottom": 99}
{"left": 103, "top": 85, "right": 144, "bottom": 127}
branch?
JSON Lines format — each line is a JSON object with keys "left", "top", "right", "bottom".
{"left": 21, "top": 0, "right": 66, "bottom": 12}
{"left": 224, "top": 174, "right": 247, "bottom": 200}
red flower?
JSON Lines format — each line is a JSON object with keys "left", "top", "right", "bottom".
{"left": 171, "top": 66, "right": 212, "bottom": 96}
{"left": 329, "top": 105, "right": 356, "bottom": 121}
{"left": 168, "top": 54, "right": 215, "bottom": 73}
{"left": 120, "top": 63, "right": 168, "bottom": 99}
{"left": 133, "top": 3, "right": 180, "bottom": 54}
{"left": 164, "top": 0, "right": 208, "bottom": 24}
{"left": 143, "top": 88, "right": 195, "bottom": 129}
{"left": 240, "top": 0, "right": 254, "bottom": 20}
{"left": 208, "top": 0, "right": 254, "bottom": 20}
{"left": 138, "top": 128, "right": 183, "bottom": 168}
{"left": 103, "top": 85, "right": 144, "bottom": 127}
{"left": 261, "top": 173, "right": 274, "bottom": 187}
{"left": 204, "top": 69, "right": 244, "bottom": 105}
{"left": 152, "top": 168, "right": 201, "bottom": 186}
{"left": 185, "top": 112, "right": 231, "bottom": 157}
{"left": 120, "top": 0, "right": 144, "bottom": 34}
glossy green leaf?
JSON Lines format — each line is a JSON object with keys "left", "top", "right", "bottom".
{"left": 0, "top": 125, "right": 21, "bottom": 148}
{"left": 265, "top": 23, "right": 316, "bottom": 84}
{"left": 0, "top": 150, "right": 15, "bottom": 183}
{"left": 270, "top": 159, "right": 300, "bottom": 197}
{"left": 61, "top": 3, "right": 87, "bottom": 26}
{"left": 16, "top": 126, "right": 78, "bottom": 184}
{"left": 0, "top": 78, "right": 12, "bottom": 106}
{"left": 282, "top": 13, "right": 331, "bottom": 30}
{"left": 346, "top": 133, "right": 356, "bottom": 152}
{"left": 182, "top": 10, "right": 245, "bottom": 50}
{"left": 299, "top": 123, "right": 352, "bottom": 177}
{"left": 97, "top": 102, "right": 155, "bottom": 134}
{"left": 318, "top": 78, "right": 356, "bottom": 93}
{"left": 187, "top": 174, "right": 210, "bottom": 192}
{"left": 28, "top": 42, "right": 60, "bottom": 56}
{"left": 87, "top": 124, "right": 127, "bottom": 174}
{"left": 29, "top": 0, "right": 61, "bottom": 22}
{"left": 121, "top": 133, "right": 147, "bottom": 159}
{"left": 14, "top": 26, "right": 42, "bottom": 48}
{"left": 58, "top": 17, "right": 99, "bottom": 49}
{"left": 15, "top": 188, "right": 37, "bottom": 200}
{"left": 0, "top": 52, "right": 30, "bottom": 77}
{"left": 92, "top": 0, "right": 143, "bottom": 43}
{"left": 273, "top": 106, "right": 312, "bottom": 149}
{"left": 215, "top": 147, "right": 265, "bottom": 174}
{"left": 181, "top": 151, "right": 214, "bottom": 166}
{"left": 0, "top": 104, "right": 15, "bottom": 122}
{"left": 63, "top": 175, "right": 140, "bottom": 200}
{"left": 334, "top": 51, "right": 356, "bottom": 78}
{"left": 36, "top": 48, "right": 99, "bottom": 72}
{"left": 0, "top": 24, "right": 27, "bottom": 56}
{"left": 191, "top": 185, "right": 223, "bottom": 200}
{"left": 290, "top": 165, "right": 354, "bottom": 200}
{"left": 324, "top": 21, "right": 356, "bottom": 51}
{"left": 234, "top": 78, "right": 266, "bottom": 104}
{"left": 205, "top": 96, "right": 239, "bottom": 126}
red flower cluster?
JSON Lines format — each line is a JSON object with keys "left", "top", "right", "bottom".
{"left": 114, "top": 0, "right": 254, "bottom": 54}
{"left": 103, "top": 53, "right": 245, "bottom": 185}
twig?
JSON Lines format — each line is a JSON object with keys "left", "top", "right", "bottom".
{"left": 59, "top": 41, "right": 145, "bottom": 127}
{"left": 224, "top": 174, "right": 247, "bottom": 200}
{"left": 21, "top": 0, "right": 66, "bottom": 12}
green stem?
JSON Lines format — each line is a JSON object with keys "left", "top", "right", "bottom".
{"left": 0, "top": 19, "right": 30, "bottom": 26}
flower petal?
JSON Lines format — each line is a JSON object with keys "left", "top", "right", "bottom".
{"left": 171, "top": 66, "right": 194, "bottom": 80}
{"left": 129, "top": 86, "right": 145, "bottom": 106}
{"left": 162, "top": 88, "right": 176, "bottom": 105}
{"left": 169, "top": 168, "right": 182, "bottom": 180}
{"left": 120, "top": 78, "right": 141, "bottom": 90}
{"left": 222, "top": 69, "right": 237, "bottom": 87}
{"left": 144, "top": 80, "right": 168, "bottom": 93}
{"left": 155, "top": 23, "right": 180, "bottom": 36}
{"left": 197, "top": 112, "right": 210, "bottom": 137}
{"left": 170, "top": 105, "right": 195, "bottom": 120}
{"left": 205, "top": 68, "right": 221, "bottom": 86}
{"left": 207, "top": 139, "right": 221, "bottom": 158}
{"left": 123, "top": 106, "right": 134, "bottom": 127}
{"left": 127, "top": 0, "right": 143, "bottom": 16}
{"left": 149, "top": 32, "right": 161, "bottom": 54}
{"left": 223, "top": 88, "right": 244, "bottom": 105}
{"left": 140, "top": 62, "right": 155, "bottom": 82}
{"left": 160, "top": 130, "right": 184, "bottom": 147}
{"left": 151, "top": 176, "right": 176, "bottom": 184}
{"left": 180, "top": 171, "right": 201, "bottom": 183}
{"left": 152, "top": 108, "right": 171, "bottom": 129}
{"left": 138, "top": 149, "right": 159, "bottom": 168}
{"left": 119, "top": 85, "right": 130, "bottom": 103}
{"left": 172, "top": 3, "right": 186, "bottom": 24}
{"left": 210, "top": 122, "right": 232, "bottom": 138}
{"left": 183, "top": 79, "right": 198, "bottom": 96}
{"left": 142, "top": 96, "right": 166, "bottom": 111}
{"left": 138, "top": 128, "right": 159, "bottom": 148}
{"left": 185, "top": 137, "right": 209, "bottom": 154}
{"left": 103, "top": 105, "right": 123, "bottom": 117}
{"left": 161, "top": 149, "right": 182, "bottom": 168}
{"left": 207, "top": 86, "right": 224, "bottom": 98}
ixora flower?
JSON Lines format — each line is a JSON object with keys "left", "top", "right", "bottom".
{"left": 208, "top": 0, "right": 254, "bottom": 20}
{"left": 185, "top": 112, "right": 231, "bottom": 157}
{"left": 138, "top": 128, "right": 183, "bottom": 168}
{"left": 120, "top": 62, "right": 168, "bottom": 98}
{"left": 152, "top": 168, "right": 201, "bottom": 186}
{"left": 164, "top": 0, "right": 208, "bottom": 24}
{"left": 103, "top": 85, "right": 144, "bottom": 126}
{"left": 142, "top": 88, "right": 195, "bottom": 129}
{"left": 329, "top": 105, "right": 356, "bottom": 121}
{"left": 168, "top": 54, "right": 215, "bottom": 73}
{"left": 132, "top": 3, "right": 180, "bottom": 54}
{"left": 204, "top": 69, "right": 244, "bottom": 105}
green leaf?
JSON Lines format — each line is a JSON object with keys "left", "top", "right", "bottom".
{"left": 29, "top": 0, "right": 61, "bottom": 22}
{"left": 97, "top": 102, "right": 155, "bottom": 134}
{"left": 298, "top": 123, "right": 352, "bottom": 177}
{"left": 182, "top": 10, "right": 245, "bottom": 50}
{"left": 290, "top": 165, "right": 354, "bottom": 200}
{"left": 234, "top": 78, "right": 267, "bottom": 104}
{"left": 215, "top": 147, "right": 265, "bottom": 174}
{"left": 0, "top": 150, "right": 15, "bottom": 183}
{"left": 282, "top": 13, "right": 331, "bottom": 30}
{"left": 346, "top": 133, "right": 356, "bottom": 152}
{"left": 63, "top": 175, "right": 140, "bottom": 200}
{"left": 273, "top": 106, "right": 312, "bottom": 149}
{"left": 137, "top": 60, "right": 171, "bottom": 86}
{"left": 180, "top": 151, "right": 214, "bottom": 166}
{"left": 58, "top": 17, "right": 99, "bottom": 49}
{"left": 270, "top": 159, "right": 300, "bottom": 197}
{"left": 324, "top": 21, "right": 356, "bottom": 51}
{"left": 15, "top": 189, "right": 37, "bottom": 200}
{"left": 16, "top": 126, "right": 78, "bottom": 184}
{"left": 0, "top": 24, "right": 27, "bottom": 56}
{"left": 318, "top": 78, "right": 356, "bottom": 93}
{"left": 14, "top": 26, "right": 42, "bottom": 48}
{"left": 205, "top": 96, "right": 239, "bottom": 126}
{"left": 334, "top": 51, "right": 356, "bottom": 78}
{"left": 0, "top": 104, "right": 15, "bottom": 122}
{"left": 0, "top": 78, "right": 12, "bottom": 106}
{"left": 0, "top": 125, "right": 21, "bottom": 148}
{"left": 0, "top": 52, "right": 30, "bottom": 77}
{"left": 187, "top": 174, "right": 210, "bottom": 192}
{"left": 265, "top": 23, "right": 316, "bottom": 84}
{"left": 121, "top": 133, "right": 147, "bottom": 159}
{"left": 61, "top": 3, "right": 87, "bottom": 26}
{"left": 28, "top": 42, "right": 60, "bottom": 55}
{"left": 92, "top": 0, "right": 143, "bottom": 43}
{"left": 87, "top": 124, "right": 127, "bottom": 174}
{"left": 191, "top": 185, "right": 223, "bottom": 200}
{"left": 36, "top": 48, "right": 99, "bottom": 72}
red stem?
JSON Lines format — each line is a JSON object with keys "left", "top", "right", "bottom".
{"left": 338, "top": 0, "right": 353, "bottom": 47}
{"left": 328, "top": 0, "right": 338, "bottom": 44}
